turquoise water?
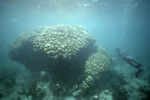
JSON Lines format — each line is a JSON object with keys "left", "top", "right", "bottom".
{"left": 0, "top": 0, "right": 150, "bottom": 100}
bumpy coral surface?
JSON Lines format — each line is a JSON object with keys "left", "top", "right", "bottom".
{"left": 87, "top": 47, "right": 110, "bottom": 76}
{"left": 8, "top": 25, "right": 96, "bottom": 71}
{"left": 31, "top": 25, "right": 95, "bottom": 60}
{"left": 8, "top": 25, "right": 111, "bottom": 97}
{"left": 85, "top": 52, "right": 110, "bottom": 79}
{"left": 80, "top": 46, "right": 111, "bottom": 93}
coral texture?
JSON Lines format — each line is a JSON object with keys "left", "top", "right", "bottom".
{"left": 9, "top": 25, "right": 96, "bottom": 71}
{"left": 80, "top": 46, "right": 111, "bottom": 94}
{"left": 8, "top": 25, "right": 111, "bottom": 97}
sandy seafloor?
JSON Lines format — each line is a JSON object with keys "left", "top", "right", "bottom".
{"left": 0, "top": 0, "right": 150, "bottom": 100}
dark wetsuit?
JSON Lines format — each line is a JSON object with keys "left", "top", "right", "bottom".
{"left": 116, "top": 49, "right": 143, "bottom": 78}
{"left": 118, "top": 51, "right": 141, "bottom": 69}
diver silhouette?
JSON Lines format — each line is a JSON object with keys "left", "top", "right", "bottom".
{"left": 115, "top": 48, "right": 143, "bottom": 78}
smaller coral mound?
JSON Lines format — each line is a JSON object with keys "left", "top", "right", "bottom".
{"left": 85, "top": 52, "right": 110, "bottom": 79}
{"left": 78, "top": 46, "right": 111, "bottom": 96}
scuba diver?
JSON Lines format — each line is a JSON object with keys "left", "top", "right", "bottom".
{"left": 115, "top": 48, "right": 143, "bottom": 78}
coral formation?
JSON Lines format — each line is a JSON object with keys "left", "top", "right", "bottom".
{"left": 8, "top": 25, "right": 96, "bottom": 71}
{"left": 85, "top": 51, "right": 110, "bottom": 79}
{"left": 8, "top": 25, "right": 111, "bottom": 98}
{"left": 121, "top": 78, "right": 150, "bottom": 100}
{"left": 99, "top": 90, "right": 113, "bottom": 100}
{"left": 79, "top": 47, "right": 110, "bottom": 96}
{"left": 17, "top": 84, "right": 41, "bottom": 99}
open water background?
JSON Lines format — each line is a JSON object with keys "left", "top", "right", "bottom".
{"left": 0, "top": 0, "right": 150, "bottom": 66}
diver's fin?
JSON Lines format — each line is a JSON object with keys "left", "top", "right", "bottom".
{"left": 135, "top": 69, "right": 143, "bottom": 78}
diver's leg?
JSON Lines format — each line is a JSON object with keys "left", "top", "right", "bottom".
{"left": 130, "top": 59, "right": 142, "bottom": 68}
{"left": 127, "top": 59, "right": 142, "bottom": 69}
{"left": 136, "top": 63, "right": 142, "bottom": 68}
{"left": 126, "top": 60, "right": 137, "bottom": 68}
{"left": 135, "top": 68, "right": 143, "bottom": 78}
{"left": 125, "top": 59, "right": 143, "bottom": 78}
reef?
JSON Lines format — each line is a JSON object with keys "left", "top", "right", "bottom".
{"left": 79, "top": 47, "right": 111, "bottom": 96}
{"left": 8, "top": 25, "right": 111, "bottom": 98}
